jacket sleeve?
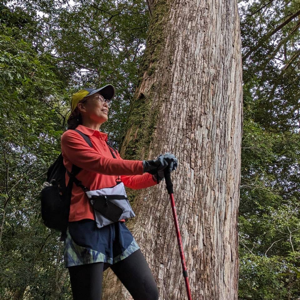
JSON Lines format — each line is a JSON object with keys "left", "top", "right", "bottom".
{"left": 108, "top": 148, "right": 158, "bottom": 189}
{"left": 61, "top": 130, "right": 144, "bottom": 175}
{"left": 121, "top": 173, "right": 157, "bottom": 190}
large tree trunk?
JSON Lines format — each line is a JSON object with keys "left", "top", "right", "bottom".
{"left": 103, "top": 0, "right": 242, "bottom": 299}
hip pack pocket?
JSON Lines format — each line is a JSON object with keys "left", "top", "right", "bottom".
{"left": 86, "top": 183, "right": 135, "bottom": 228}
{"left": 90, "top": 195, "right": 126, "bottom": 223}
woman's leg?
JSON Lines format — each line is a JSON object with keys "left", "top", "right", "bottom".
{"left": 68, "top": 262, "right": 104, "bottom": 300}
{"left": 111, "top": 250, "right": 159, "bottom": 300}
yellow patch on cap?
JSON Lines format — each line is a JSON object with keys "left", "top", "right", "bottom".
{"left": 71, "top": 90, "right": 90, "bottom": 111}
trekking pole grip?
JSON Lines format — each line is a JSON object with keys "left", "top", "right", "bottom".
{"left": 164, "top": 170, "right": 174, "bottom": 194}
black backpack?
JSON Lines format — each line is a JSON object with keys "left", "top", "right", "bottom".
{"left": 40, "top": 129, "right": 92, "bottom": 238}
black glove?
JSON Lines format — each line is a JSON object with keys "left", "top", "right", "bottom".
{"left": 144, "top": 153, "right": 178, "bottom": 183}
{"left": 143, "top": 155, "right": 168, "bottom": 175}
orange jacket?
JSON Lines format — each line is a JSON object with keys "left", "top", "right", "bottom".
{"left": 61, "top": 125, "right": 156, "bottom": 222}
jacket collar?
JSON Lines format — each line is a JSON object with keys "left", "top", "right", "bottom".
{"left": 75, "top": 125, "right": 108, "bottom": 141}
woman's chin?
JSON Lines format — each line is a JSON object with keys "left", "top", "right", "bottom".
{"left": 93, "top": 115, "right": 108, "bottom": 124}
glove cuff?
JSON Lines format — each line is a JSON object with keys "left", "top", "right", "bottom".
{"left": 153, "top": 174, "right": 164, "bottom": 184}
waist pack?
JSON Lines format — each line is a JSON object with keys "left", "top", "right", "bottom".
{"left": 86, "top": 182, "right": 135, "bottom": 228}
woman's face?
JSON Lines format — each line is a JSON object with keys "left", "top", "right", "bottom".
{"left": 78, "top": 93, "right": 109, "bottom": 125}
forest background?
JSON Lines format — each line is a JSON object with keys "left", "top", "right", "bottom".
{"left": 0, "top": 0, "right": 299, "bottom": 299}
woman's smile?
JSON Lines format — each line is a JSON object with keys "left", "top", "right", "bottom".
{"left": 101, "top": 108, "right": 109, "bottom": 115}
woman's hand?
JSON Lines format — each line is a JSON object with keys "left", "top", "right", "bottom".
{"left": 143, "top": 153, "right": 178, "bottom": 183}
{"left": 143, "top": 155, "right": 168, "bottom": 175}
{"left": 162, "top": 153, "right": 178, "bottom": 173}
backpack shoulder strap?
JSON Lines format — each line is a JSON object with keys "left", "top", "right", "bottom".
{"left": 106, "top": 140, "right": 119, "bottom": 159}
{"left": 67, "top": 129, "right": 93, "bottom": 189}
{"left": 107, "top": 143, "right": 117, "bottom": 159}
{"left": 73, "top": 129, "right": 93, "bottom": 148}
{"left": 60, "top": 129, "right": 93, "bottom": 240}
{"left": 70, "top": 129, "right": 93, "bottom": 176}
{"left": 106, "top": 142, "right": 122, "bottom": 183}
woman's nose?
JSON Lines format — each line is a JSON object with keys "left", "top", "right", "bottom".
{"left": 103, "top": 101, "right": 110, "bottom": 108}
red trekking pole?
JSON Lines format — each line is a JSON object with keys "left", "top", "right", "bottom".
{"left": 164, "top": 170, "right": 192, "bottom": 300}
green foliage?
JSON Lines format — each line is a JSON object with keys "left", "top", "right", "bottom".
{"left": 240, "top": 0, "right": 300, "bottom": 131}
{"left": 239, "top": 254, "right": 300, "bottom": 299}
{"left": 239, "top": 0, "right": 300, "bottom": 298}
{"left": 1, "top": 0, "right": 299, "bottom": 298}
{"left": 41, "top": 0, "right": 149, "bottom": 146}
{"left": 0, "top": 5, "right": 71, "bottom": 299}
{"left": 0, "top": 1, "right": 149, "bottom": 298}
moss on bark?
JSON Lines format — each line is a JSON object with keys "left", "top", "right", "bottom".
{"left": 118, "top": 1, "right": 171, "bottom": 214}
{"left": 120, "top": 1, "right": 171, "bottom": 161}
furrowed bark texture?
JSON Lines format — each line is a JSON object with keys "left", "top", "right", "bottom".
{"left": 102, "top": 0, "right": 242, "bottom": 299}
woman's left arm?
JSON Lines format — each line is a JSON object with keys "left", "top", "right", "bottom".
{"left": 121, "top": 173, "right": 157, "bottom": 190}
{"left": 110, "top": 147, "right": 158, "bottom": 189}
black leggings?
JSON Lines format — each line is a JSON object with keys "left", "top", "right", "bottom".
{"left": 68, "top": 249, "right": 159, "bottom": 300}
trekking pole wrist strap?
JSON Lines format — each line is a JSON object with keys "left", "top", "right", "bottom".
{"left": 164, "top": 170, "right": 173, "bottom": 194}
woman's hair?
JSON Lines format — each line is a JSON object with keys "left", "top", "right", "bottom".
{"left": 67, "top": 98, "right": 88, "bottom": 129}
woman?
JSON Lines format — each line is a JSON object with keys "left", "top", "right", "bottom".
{"left": 61, "top": 85, "right": 177, "bottom": 300}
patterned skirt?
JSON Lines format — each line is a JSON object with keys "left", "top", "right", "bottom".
{"left": 64, "top": 219, "right": 139, "bottom": 268}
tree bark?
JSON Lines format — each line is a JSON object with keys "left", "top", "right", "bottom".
{"left": 103, "top": 0, "right": 243, "bottom": 299}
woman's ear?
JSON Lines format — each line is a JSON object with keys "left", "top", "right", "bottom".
{"left": 77, "top": 102, "right": 86, "bottom": 113}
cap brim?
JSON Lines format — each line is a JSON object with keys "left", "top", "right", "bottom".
{"left": 89, "top": 85, "right": 115, "bottom": 100}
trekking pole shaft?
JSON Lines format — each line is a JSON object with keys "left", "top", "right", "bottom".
{"left": 169, "top": 193, "right": 192, "bottom": 300}
{"left": 165, "top": 171, "right": 192, "bottom": 300}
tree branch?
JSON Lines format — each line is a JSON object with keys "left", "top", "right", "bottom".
{"left": 267, "top": 20, "right": 300, "bottom": 63}
{"left": 0, "top": 145, "right": 10, "bottom": 245}
{"left": 146, "top": 0, "right": 153, "bottom": 16}
{"left": 248, "top": 0, "right": 277, "bottom": 18}
{"left": 240, "top": 241, "right": 255, "bottom": 255}
{"left": 265, "top": 239, "right": 283, "bottom": 256}
{"left": 282, "top": 49, "right": 300, "bottom": 71}
{"left": 258, "top": 20, "right": 300, "bottom": 78}
{"left": 243, "top": 9, "right": 300, "bottom": 61}
{"left": 287, "top": 226, "right": 295, "bottom": 252}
